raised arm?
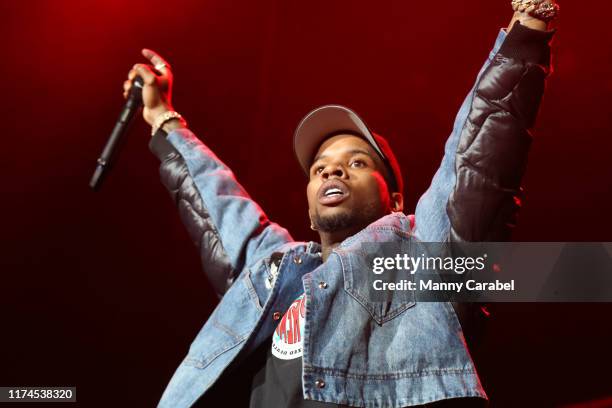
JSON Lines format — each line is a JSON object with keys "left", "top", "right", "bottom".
{"left": 125, "top": 50, "right": 293, "bottom": 297}
{"left": 448, "top": 7, "right": 556, "bottom": 242}
{"left": 412, "top": 30, "right": 506, "bottom": 242}
{"left": 414, "top": 3, "right": 556, "bottom": 242}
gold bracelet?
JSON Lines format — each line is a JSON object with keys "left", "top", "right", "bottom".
{"left": 511, "top": 0, "right": 559, "bottom": 23}
{"left": 151, "top": 111, "right": 187, "bottom": 136}
{"left": 532, "top": 1, "right": 559, "bottom": 22}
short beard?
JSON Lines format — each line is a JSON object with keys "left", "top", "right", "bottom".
{"left": 312, "top": 201, "right": 384, "bottom": 234}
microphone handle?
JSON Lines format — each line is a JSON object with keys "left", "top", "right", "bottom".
{"left": 90, "top": 78, "right": 143, "bottom": 191}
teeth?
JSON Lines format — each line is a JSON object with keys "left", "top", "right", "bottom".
{"left": 325, "top": 188, "right": 343, "bottom": 197}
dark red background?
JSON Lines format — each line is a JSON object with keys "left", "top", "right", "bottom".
{"left": 2, "top": 0, "right": 612, "bottom": 406}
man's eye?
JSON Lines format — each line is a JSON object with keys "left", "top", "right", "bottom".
{"left": 313, "top": 166, "right": 324, "bottom": 175}
{"left": 350, "top": 160, "right": 366, "bottom": 168}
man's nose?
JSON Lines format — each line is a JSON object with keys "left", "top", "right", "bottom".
{"left": 322, "top": 163, "right": 346, "bottom": 179}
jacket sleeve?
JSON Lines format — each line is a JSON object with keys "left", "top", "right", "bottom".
{"left": 413, "top": 29, "right": 508, "bottom": 243}
{"left": 149, "top": 128, "right": 293, "bottom": 296}
{"left": 413, "top": 22, "right": 553, "bottom": 243}
{"left": 447, "top": 21, "right": 554, "bottom": 242}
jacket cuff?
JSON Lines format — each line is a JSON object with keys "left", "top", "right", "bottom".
{"left": 499, "top": 20, "right": 555, "bottom": 66}
{"left": 149, "top": 128, "right": 179, "bottom": 161}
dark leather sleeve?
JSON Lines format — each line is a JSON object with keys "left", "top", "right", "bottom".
{"left": 149, "top": 131, "right": 235, "bottom": 297}
{"left": 447, "top": 22, "right": 555, "bottom": 242}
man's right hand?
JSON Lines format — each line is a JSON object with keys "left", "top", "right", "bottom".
{"left": 123, "top": 48, "right": 174, "bottom": 127}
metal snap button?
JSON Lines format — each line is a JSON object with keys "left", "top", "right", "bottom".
{"left": 318, "top": 281, "right": 328, "bottom": 289}
{"left": 272, "top": 311, "right": 281, "bottom": 320}
{"left": 293, "top": 255, "right": 302, "bottom": 264}
{"left": 315, "top": 379, "right": 325, "bottom": 388}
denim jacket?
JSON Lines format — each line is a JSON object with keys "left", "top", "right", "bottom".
{"left": 149, "top": 24, "right": 553, "bottom": 407}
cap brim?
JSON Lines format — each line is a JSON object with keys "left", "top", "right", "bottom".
{"left": 293, "top": 105, "right": 385, "bottom": 175}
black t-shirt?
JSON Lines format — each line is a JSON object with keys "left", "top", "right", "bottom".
{"left": 249, "top": 346, "right": 347, "bottom": 408}
{"left": 249, "top": 292, "right": 350, "bottom": 407}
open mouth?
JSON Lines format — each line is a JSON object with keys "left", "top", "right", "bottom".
{"left": 318, "top": 180, "right": 350, "bottom": 205}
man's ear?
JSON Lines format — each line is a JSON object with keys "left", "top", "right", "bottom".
{"left": 390, "top": 192, "right": 404, "bottom": 213}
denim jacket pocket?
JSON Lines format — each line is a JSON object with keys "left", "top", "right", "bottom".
{"left": 183, "top": 273, "right": 258, "bottom": 369}
{"left": 183, "top": 319, "right": 247, "bottom": 369}
{"left": 337, "top": 245, "right": 416, "bottom": 325}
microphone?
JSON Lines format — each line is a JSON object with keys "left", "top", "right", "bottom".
{"left": 89, "top": 76, "right": 144, "bottom": 191}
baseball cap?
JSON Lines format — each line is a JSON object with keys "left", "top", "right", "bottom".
{"left": 293, "top": 104, "right": 404, "bottom": 194}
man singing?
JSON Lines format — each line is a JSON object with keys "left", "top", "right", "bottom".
{"left": 123, "top": 1, "right": 558, "bottom": 406}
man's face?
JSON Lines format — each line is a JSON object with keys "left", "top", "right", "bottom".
{"left": 307, "top": 134, "right": 395, "bottom": 233}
